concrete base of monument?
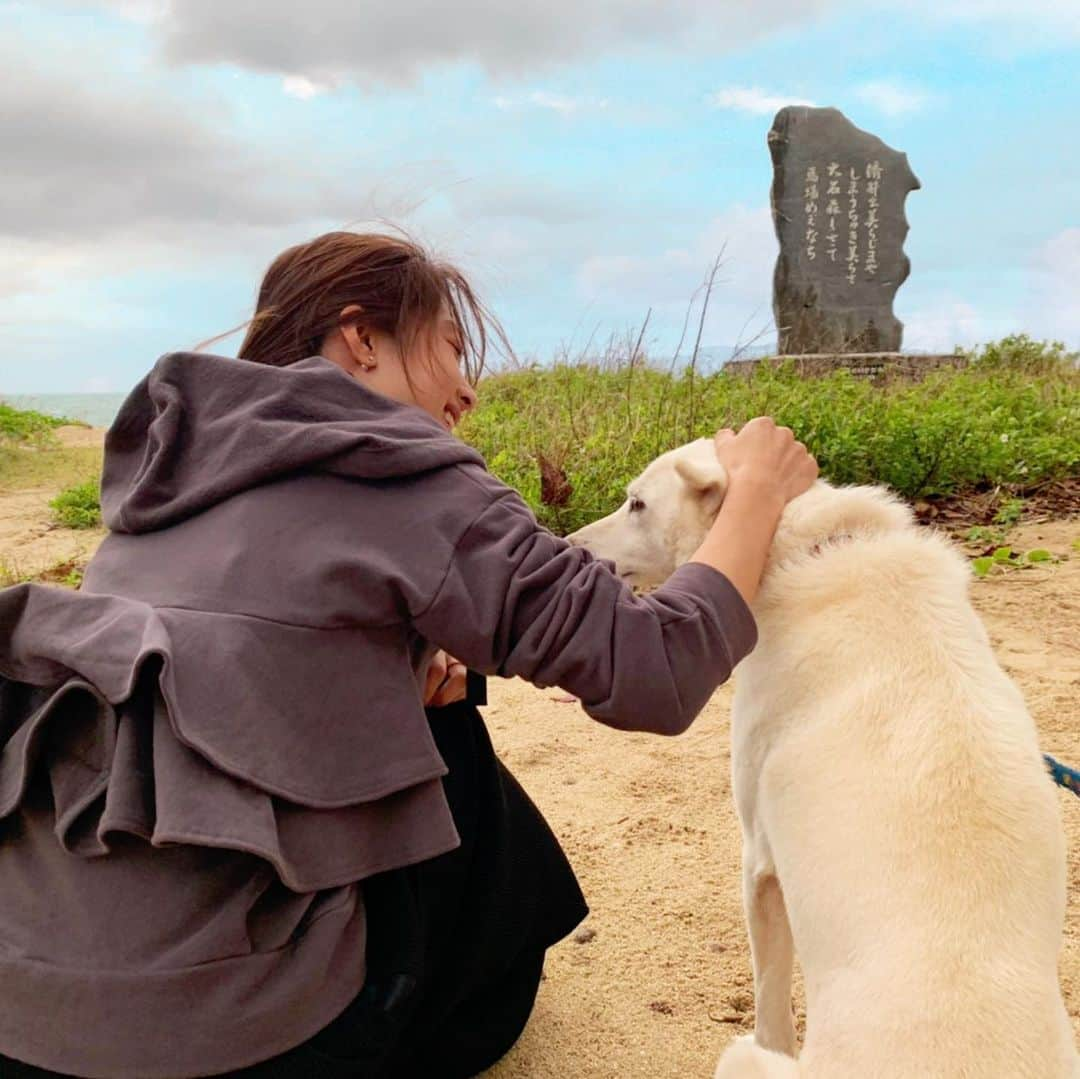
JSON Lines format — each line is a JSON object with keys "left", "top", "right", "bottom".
{"left": 723, "top": 352, "right": 966, "bottom": 384}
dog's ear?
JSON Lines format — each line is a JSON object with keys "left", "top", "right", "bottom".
{"left": 674, "top": 456, "right": 726, "bottom": 514}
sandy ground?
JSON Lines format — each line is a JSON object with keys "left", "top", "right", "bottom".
{"left": 483, "top": 516, "right": 1080, "bottom": 1077}
{"left": 1, "top": 428, "right": 1078, "bottom": 1075}
{"left": 0, "top": 427, "right": 108, "bottom": 579}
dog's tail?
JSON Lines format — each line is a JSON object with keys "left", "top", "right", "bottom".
{"left": 714, "top": 1035, "right": 800, "bottom": 1079}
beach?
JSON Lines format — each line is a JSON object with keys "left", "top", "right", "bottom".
{"left": 483, "top": 514, "right": 1080, "bottom": 1077}
{"left": 1, "top": 428, "right": 1079, "bottom": 1076}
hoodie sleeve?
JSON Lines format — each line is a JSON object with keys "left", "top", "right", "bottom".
{"left": 412, "top": 488, "right": 757, "bottom": 736}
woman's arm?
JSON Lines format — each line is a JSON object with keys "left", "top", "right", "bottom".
{"left": 412, "top": 493, "right": 753, "bottom": 736}
{"left": 411, "top": 417, "right": 815, "bottom": 736}
{"left": 689, "top": 417, "right": 818, "bottom": 606}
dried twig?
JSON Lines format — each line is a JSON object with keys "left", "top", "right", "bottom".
{"left": 625, "top": 308, "right": 652, "bottom": 457}
{"left": 687, "top": 247, "right": 726, "bottom": 439}
{"left": 653, "top": 279, "right": 705, "bottom": 456}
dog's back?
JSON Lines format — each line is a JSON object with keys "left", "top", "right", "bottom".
{"left": 728, "top": 490, "right": 1075, "bottom": 1077}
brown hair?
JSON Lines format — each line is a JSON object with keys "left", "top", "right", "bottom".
{"left": 201, "top": 230, "right": 508, "bottom": 385}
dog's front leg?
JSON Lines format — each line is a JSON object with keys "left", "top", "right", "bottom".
{"left": 744, "top": 867, "right": 797, "bottom": 1057}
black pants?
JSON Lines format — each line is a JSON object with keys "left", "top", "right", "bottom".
{"left": 0, "top": 687, "right": 588, "bottom": 1079}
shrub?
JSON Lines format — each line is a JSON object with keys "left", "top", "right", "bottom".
{"left": 0, "top": 403, "right": 66, "bottom": 448}
{"left": 49, "top": 479, "right": 102, "bottom": 529}
{"left": 460, "top": 337, "right": 1080, "bottom": 534}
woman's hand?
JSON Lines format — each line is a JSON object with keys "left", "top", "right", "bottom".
{"left": 688, "top": 417, "right": 819, "bottom": 607}
{"left": 424, "top": 650, "right": 468, "bottom": 707}
{"left": 713, "top": 416, "right": 818, "bottom": 506}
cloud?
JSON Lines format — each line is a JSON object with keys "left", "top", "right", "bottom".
{"left": 932, "top": 0, "right": 1080, "bottom": 33}
{"left": 900, "top": 231, "right": 1080, "bottom": 352}
{"left": 576, "top": 204, "right": 779, "bottom": 349}
{"left": 578, "top": 203, "right": 776, "bottom": 302}
{"left": 448, "top": 179, "right": 604, "bottom": 227}
{"left": 710, "top": 79, "right": 931, "bottom": 122}
{"left": 0, "top": 239, "right": 87, "bottom": 299}
{"left": 39, "top": 0, "right": 168, "bottom": 21}
{"left": 529, "top": 90, "right": 609, "bottom": 114}
{"left": 493, "top": 90, "right": 610, "bottom": 115}
{"left": 0, "top": 31, "right": 417, "bottom": 372}
{"left": 854, "top": 80, "right": 931, "bottom": 117}
{"left": 56, "top": 0, "right": 833, "bottom": 86}
{"left": 900, "top": 298, "right": 997, "bottom": 352}
{"left": 875, "top": 0, "right": 1080, "bottom": 48}
{"left": 0, "top": 41, "right": 390, "bottom": 249}
{"left": 1025, "top": 228, "right": 1080, "bottom": 345}
{"left": 529, "top": 91, "right": 585, "bottom": 115}
{"left": 707, "top": 86, "right": 817, "bottom": 115}
{"left": 282, "top": 75, "right": 335, "bottom": 100}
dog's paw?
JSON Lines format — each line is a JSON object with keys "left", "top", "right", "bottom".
{"left": 714, "top": 1034, "right": 798, "bottom": 1078}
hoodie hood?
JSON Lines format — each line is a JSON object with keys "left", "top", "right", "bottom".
{"left": 101, "top": 352, "right": 486, "bottom": 533}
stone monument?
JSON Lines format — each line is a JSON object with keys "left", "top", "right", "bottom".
{"left": 769, "top": 106, "right": 920, "bottom": 355}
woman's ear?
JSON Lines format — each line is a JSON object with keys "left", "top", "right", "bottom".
{"left": 338, "top": 305, "right": 376, "bottom": 369}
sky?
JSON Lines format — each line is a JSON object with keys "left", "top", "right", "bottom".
{"left": 1, "top": 0, "right": 1079, "bottom": 393}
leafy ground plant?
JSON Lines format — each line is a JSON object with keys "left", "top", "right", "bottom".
{"left": 49, "top": 480, "right": 101, "bottom": 529}
{"left": 993, "top": 498, "right": 1026, "bottom": 528}
{"left": 971, "top": 545, "right": 1059, "bottom": 578}
{"left": 965, "top": 499, "right": 1029, "bottom": 548}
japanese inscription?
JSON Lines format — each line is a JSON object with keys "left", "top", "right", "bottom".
{"left": 801, "top": 159, "right": 884, "bottom": 283}
{"left": 769, "top": 106, "right": 920, "bottom": 354}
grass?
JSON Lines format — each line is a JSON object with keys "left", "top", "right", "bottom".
{"left": 0, "top": 398, "right": 102, "bottom": 492}
{"left": 0, "top": 402, "right": 71, "bottom": 447}
{"left": 0, "top": 334, "right": 1076, "bottom": 591}
{"left": 0, "top": 445, "right": 104, "bottom": 491}
{"left": 463, "top": 334, "right": 1080, "bottom": 535}
{"left": 0, "top": 402, "right": 104, "bottom": 588}
{"left": 0, "top": 399, "right": 100, "bottom": 492}
{"left": 0, "top": 557, "right": 85, "bottom": 589}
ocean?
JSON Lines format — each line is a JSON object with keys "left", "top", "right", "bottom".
{"left": 2, "top": 345, "right": 778, "bottom": 432}
{"left": 5, "top": 393, "right": 127, "bottom": 429}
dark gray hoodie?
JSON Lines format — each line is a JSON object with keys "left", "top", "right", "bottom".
{"left": 0, "top": 352, "right": 756, "bottom": 1077}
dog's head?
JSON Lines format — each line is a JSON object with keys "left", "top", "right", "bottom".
{"left": 566, "top": 438, "right": 727, "bottom": 590}
{"left": 567, "top": 438, "right": 914, "bottom": 592}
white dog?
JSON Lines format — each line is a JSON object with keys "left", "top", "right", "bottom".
{"left": 568, "top": 439, "right": 1078, "bottom": 1078}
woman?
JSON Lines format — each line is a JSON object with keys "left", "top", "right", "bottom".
{"left": 0, "top": 231, "right": 817, "bottom": 1078}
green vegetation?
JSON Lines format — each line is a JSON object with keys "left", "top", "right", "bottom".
{"left": 0, "top": 558, "right": 85, "bottom": 590}
{"left": 0, "top": 402, "right": 69, "bottom": 447}
{"left": 0, "top": 444, "right": 104, "bottom": 491}
{"left": 462, "top": 334, "right": 1080, "bottom": 535}
{"left": 49, "top": 479, "right": 102, "bottom": 529}
{"left": 0, "top": 402, "right": 102, "bottom": 587}
{"left": 971, "top": 545, "right": 1059, "bottom": 578}
{"left": 965, "top": 497, "right": 1034, "bottom": 547}
{"left": 0, "top": 335, "right": 1077, "bottom": 595}
{"left": 0, "top": 401, "right": 99, "bottom": 491}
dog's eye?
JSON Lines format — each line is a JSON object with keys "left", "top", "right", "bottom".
{"left": 628, "top": 497, "right": 645, "bottom": 513}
